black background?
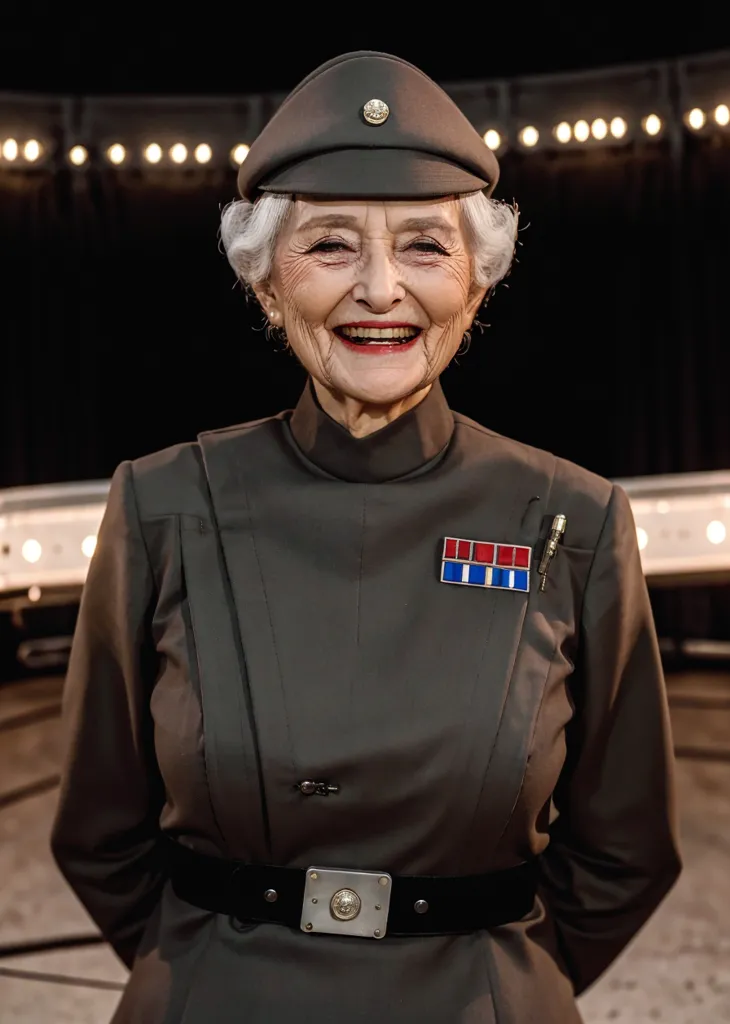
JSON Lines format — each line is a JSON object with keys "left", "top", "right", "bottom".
{"left": 2, "top": 21, "right": 730, "bottom": 639}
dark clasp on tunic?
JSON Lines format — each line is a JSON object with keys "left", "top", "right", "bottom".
{"left": 296, "top": 780, "right": 340, "bottom": 796}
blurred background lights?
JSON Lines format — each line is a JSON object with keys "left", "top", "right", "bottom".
{"left": 636, "top": 527, "right": 649, "bottom": 551}
{"left": 706, "top": 521, "right": 726, "bottom": 545}
{"left": 69, "top": 145, "right": 88, "bottom": 166}
{"left": 714, "top": 104, "right": 730, "bottom": 126}
{"left": 81, "top": 535, "right": 97, "bottom": 558}
{"left": 610, "top": 116, "right": 627, "bottom": 139}
{"left": 28, "top": 585, "right": 42, "bottom": 603}
{"left": 194, "top": 143, "right": 212, "bottom": 164}
{"left": 23, "top": 139, "right": 41, "bottom": 161}
{"left": 144, "top": 143, "right": 162, "bottom": 164}
{"left": 656, "top": 500, "right": 671, "bottom": 514}
{"left": 519, "top": 126, "right": 539, "bottom": 147}
{"left": 643, "top": 114, "right": 662, "bottom": 136}
{"left": 2, "top": 138, "right": 18, "bottom": 161}
{"left": 591, "top": 118, "right": 608, "bottom": 140}
{"left": 554, "top": 121, "right": 572, "bottom": 143}
{"left": 483, "top": 129, "right": 501, "bottom": 151}
{"left": 170, "top": 143, "right": 188, "bottom": 164}
{"left": 107, "top": 143, "right": 126, "bottom": 165}
{"left": 574, "top": 119, "right": 590, "bottom": 143}
{"left": 687, "top": 107, "right": 706, "bottom": 130}
{"left": 231, "top": 143, "right": 250, "bottom": 165}
{"left": 22, "top": 539, "right": 42, "bottom": 563}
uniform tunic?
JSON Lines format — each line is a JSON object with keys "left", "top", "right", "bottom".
{"left": 51, "top": 378, "right": 682, "bottom": 1023}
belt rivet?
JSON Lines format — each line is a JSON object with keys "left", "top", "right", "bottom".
{"left": 378, "top": 877, "right": 389, "bottom": 887}
{"left": 263, "top": 889, "right": 278, "bottom": 903}
{"left": 375, "top": 904, "right": 381, "bottom": 910}
{"left": 312, "top": 898, "right": 318, "bottom": 904}
{"left": 310, "top": 872, "right": 318, "bottom": 880}
{"left": 374, "top": 929, "right": 381, "bottom": 937}
{"left": 305, "top": 922, "right": 313, "bottom": 931}
{"left": 414, "top": 900, "right": 429, "bottom": 914}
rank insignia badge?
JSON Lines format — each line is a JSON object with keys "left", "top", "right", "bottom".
{"left": 440, "top": 537, "right": 532, "bottom": 592}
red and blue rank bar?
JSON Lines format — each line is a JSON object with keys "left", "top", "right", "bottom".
{"left": 440, "top": 537, "right": 532, "bottom": 592}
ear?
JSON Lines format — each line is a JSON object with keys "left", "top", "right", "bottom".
{"left": 466, "top": 282, "right": 489, "bottom": 320}
{"left": 251, "top": 280, "right": 281, "bottom": 322}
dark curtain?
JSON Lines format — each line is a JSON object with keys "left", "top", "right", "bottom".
{"left": 2, "top": 136, "right": 729, "bottom": 637}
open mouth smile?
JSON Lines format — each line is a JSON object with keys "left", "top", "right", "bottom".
{"left": 332, "top": 321, "right": 423, "bottom": 353}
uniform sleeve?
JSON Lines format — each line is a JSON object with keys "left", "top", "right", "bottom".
{"left": 50, "top": 460, "right": 166, "bottom": 969}
{"left": 538, "top": 483, "right": 682, "bottom": 996}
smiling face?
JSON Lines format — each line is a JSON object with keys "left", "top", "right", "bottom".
{"left": 254, "top": 197, "right": 487, "bottom": 411}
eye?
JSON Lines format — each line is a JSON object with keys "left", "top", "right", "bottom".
{"left": 407, "top": 238, "right": 449, "bottom": 255}
{"left": 307, "top": 238, "right": 353, "bottom": 254}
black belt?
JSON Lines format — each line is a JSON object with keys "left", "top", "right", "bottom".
{"left": 165, "top": 836, "right": 539, "bottom": 939}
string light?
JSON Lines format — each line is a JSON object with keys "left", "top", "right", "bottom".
{"left": 2, "top": 138, "right": 18, "bottom": 161}
{"left": 69, "top": 145, "right": 88, "bottom": 166}
{"left": 23, "top": 139, "right": 41, "bottom": 161}
{"left": 573, "top": 120, "right": 590, "bottom": 143}
{"left": 483, "top": 129, "right": 501, "bottom": 151}
{"left": 591, "top": 118, "right": 608, "bottom": 140}
{"left": 170, "top": 143, "right": 188, "bottom": 164}
{"left": 519, "top": 125, "right": 539, "bottom": 148}
{"left": 144, "top": 143, "right": 162, "bottom": 164}
{"left": 714, "top": 104, "right": 729, "bottom": 126}
{"left": 610, "top": 117, "right": 627, "bottom": 139}
{"left": 106, "top": 143, "right": 126, "bottom": 165}
{"left": 642, "top": 114, "right": 662, "bottom": 136}
{"left": 554, "top": 122, "right": 572, "bottom": 143}
{"left": 686, "top": 107, "right": 706, "bottom": 130}
{"left": 231, "top": 143, "right": 250, "bottom": 165}
{"left": 194, "top": 143, "right": 212, "bottom": 164}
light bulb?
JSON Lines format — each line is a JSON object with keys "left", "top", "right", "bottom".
{"left": 483, "top": 129, "right": 501, "bottom": 151}
{"left": 144, "top": 143, "right": 162, "bottom": 164}
{"left": 23, "top": 139, "right": 41, "bottom": 161}
{"left": 107, "top": 143, "right": 126, "bottom": 165}
{"left": 554, "top": 122, "right": 572, "bottom": 143}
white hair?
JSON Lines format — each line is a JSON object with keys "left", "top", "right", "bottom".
{"left": 220, "top": 191, "right": 518, "bottom": 290}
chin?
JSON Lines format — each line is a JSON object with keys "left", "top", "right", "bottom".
{"left": 332, "top": 362, "right": 432, "bottom": 407}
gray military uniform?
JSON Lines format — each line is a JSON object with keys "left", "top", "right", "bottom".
{"left": 51, "top": 379, "right": 681, "bottom": 1023}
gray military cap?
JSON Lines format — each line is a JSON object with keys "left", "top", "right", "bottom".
{"left": 237, "top": 50, "right": 499, "bottom": 201}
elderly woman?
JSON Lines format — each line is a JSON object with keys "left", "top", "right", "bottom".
{"left": 51, "top": 51, "right": 681, "bottom": 1024}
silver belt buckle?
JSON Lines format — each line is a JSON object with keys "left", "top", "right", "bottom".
{"left": 301, "top": 866, "right": 392, "bottom": 939}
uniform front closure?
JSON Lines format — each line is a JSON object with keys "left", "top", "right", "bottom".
{"left": 287, "top": 376, "right": 455, "bottom": 483}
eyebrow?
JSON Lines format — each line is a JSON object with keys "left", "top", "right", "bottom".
{"left": 296, "top": 214, "right": 360, "bottom": 232}
{"left": 396, "top": 216, "right": 457, "bottom": 236}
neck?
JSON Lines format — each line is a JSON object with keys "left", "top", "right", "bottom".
{"left": 311, "top": 380, "right": 433, "bottom": 438}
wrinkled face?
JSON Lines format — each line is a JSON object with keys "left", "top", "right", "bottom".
{"left": 257, "top": 197, "right": 486, "bottom": 406}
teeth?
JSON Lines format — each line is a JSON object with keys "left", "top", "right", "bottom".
{"left": 340, "top": 326, "right": 419, "bottom": 340}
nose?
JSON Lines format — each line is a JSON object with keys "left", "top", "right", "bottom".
{"left": 351, "top": 244, "right": 406, "bottom": 312}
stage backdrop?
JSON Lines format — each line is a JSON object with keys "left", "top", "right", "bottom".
{"left": 2, "top": 134, "right": 729, "bottom": 638}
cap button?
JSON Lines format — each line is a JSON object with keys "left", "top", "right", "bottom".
{"left": 362, "top": 99, "right": 390, "bottom": 125}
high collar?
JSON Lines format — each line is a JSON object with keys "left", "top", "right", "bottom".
{"left": 286, "top": 378, "right": 455, "bottom": 483}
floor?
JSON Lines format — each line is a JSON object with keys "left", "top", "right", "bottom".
{"left": 0, "top": 670, "right": 729, "bottom": 1023}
